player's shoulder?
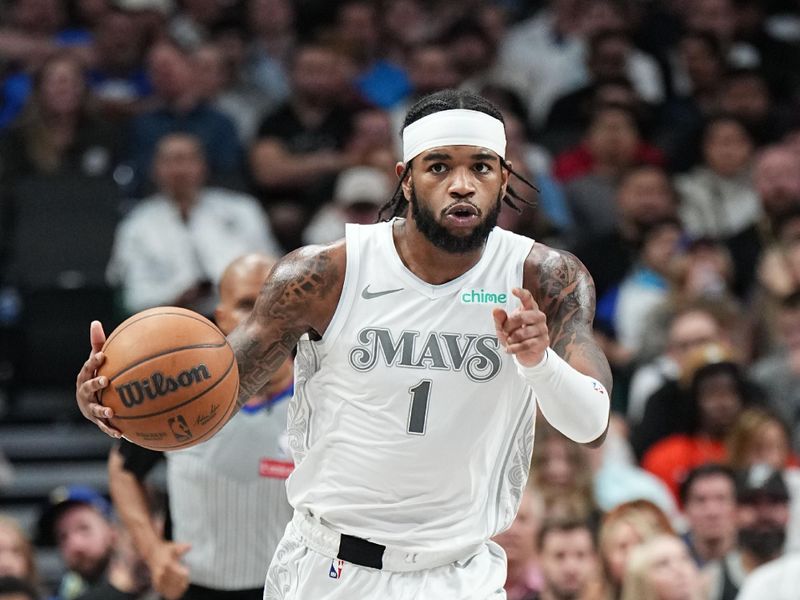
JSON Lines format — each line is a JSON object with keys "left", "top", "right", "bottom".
{"left": 523, "top": 241, "right": 589, "bottom": 275}
{"left": 272, "top": 239, "right": 347, "bottom": 290}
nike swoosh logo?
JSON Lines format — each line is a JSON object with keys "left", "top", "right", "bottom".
{"left": 361, "top": 285, "right": 404, "bottom": 299}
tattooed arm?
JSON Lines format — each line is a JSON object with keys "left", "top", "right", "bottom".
{"left": 227, "top": 242, "right": 345, "bottom": 410}
{"left": 524, "top": 244, "right": 613, "bottom": 392}
{"left": 522, "top": 243, "right": 611, "bottom": 446}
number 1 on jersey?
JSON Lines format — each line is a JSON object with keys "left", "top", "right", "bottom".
{"left": 407, "top": 380, "right": 432, "bottom": 435}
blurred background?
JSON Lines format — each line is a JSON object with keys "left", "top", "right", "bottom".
{"left": 1, "top": 0, "right": 800, "bottom": 598}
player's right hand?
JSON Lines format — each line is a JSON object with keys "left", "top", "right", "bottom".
{"left": 148, "top": 541, "right": 192, "bottom": 600}
{"left": 76, "top": 320, "right": 122, "bottom": 438}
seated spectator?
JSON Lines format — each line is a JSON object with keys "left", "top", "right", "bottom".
{"left": 679, "top": 464, "right": 738, "bottom": 566}
{"left": 620, "top": 535, "right": 705, "bottom": 600}
{"left": 493, "top": 488, "right": 544, "bottom": 600}
{"left": 705, "top": 465, "right": 791, "bottom": 600}
{"left": 191, "top": 40, "right": 272, "bottom": 145}
{"left": 631, "top": 334, "right": 761, "bottom": 461}
{"left": 250, "top": 42, "right": 358, "bottom": 250}
{"left": 727, "top": 407, "right": 800, "bottom": 552}
{"left": 594, "top": 500, "right": 674, "bottom": 600}
{"left": 0, "top": 517, "right": 39, "bottom": 594}
{"left": 627, "top": 303, "right": 726, "bottom": 425}
{"left": 750, "top": 291, "right": 800, "bottom": 452}
{"left": 0, "top": 54, "right": 122, "bottom": 186}
{"left": 753, "top": 145, "right": 800, "bottom": 235}
{"left": 573, "top": 164, "right": 678, "bottom": 303}
{"left": 553, "top": 103, "right": 663, "bottom": 184}
{"left": 242, "top": 0, "right": 294, "bottom": 111}
{"left": 642, "top": 357, "right": 755, "bottom": 499}
{"left": 85, "top": 8, "right": 152, "bottom": 121}
{"left": 107, "top": 133, "right": 280, "bottom": 316}
{"left": 531, "top": 519, "right": 598, "bottom": 600}
{"left": 36, "top": 485, "right": 115, "bottom": 600}
{"left": 0, "top": 576, "right": 39, "bottom": 600}
{"left": 529, "top": 422, "right": 596, "bottom": 522}
{"left": 596, "top": 217, "right": 684, "bottom": 359}
{"left": 303, "top": 166, "right": 391, "bottom": 245}
{"left": 674, "top": 115, "right": 761, "bottom": 295}
{"left": 127, "top": 38, "right": 243, "bottom": 195}
{"left": 719, "top": 68, "right": 787, "bottom": 147}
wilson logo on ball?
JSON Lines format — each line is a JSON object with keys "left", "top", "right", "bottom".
{"left": 115, "top": 364, "right": 212, "bottom": 408}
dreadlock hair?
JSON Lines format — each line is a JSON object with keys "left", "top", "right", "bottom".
{"left": 378, "top": 89, "right": 539, "bottom": 221}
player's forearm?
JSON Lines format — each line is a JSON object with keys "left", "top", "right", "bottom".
{"left": 108, "top": 447, "right": 164, "bottom": 556}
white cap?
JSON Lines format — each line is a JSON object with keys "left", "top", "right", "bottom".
{"left": 334, "top": 167, "right": 392, "bottom": 207}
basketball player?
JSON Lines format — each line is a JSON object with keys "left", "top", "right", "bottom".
{"left": 77, "top": 89, "right": 612, "bottom": 598}
{"left": 106, "top": 254, "right": 294, "bottom": 600}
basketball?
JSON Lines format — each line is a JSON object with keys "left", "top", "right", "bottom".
{"left": 96, "top": 307, "right": 239, "bottom": 451}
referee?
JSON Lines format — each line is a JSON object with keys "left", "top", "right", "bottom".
{"left": 107, "top": 254, "right": 294, "bottom": 600}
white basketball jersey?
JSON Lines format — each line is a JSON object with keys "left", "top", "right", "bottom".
{"left": 287, "top": 220, "right": 537, "bottom": 555}
{"left": 166, "top": 390, "right": 294, "bottom": 589}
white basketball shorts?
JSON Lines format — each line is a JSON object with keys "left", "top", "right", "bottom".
{"left": 263, "top": 519, "right": 507, "bottom": 599}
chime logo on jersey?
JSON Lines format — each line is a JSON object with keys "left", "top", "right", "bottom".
{"left": 328, "top": 559, "right": 344, "bottom": 579}
{"left": 348, "top": 327, "right": 503, "bottom": 382}
{"left": 460, "top": 288, "right": 509, "bottom": 304}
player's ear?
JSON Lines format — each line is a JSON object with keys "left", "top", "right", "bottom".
{"left": 398, "top": 162, "right": 413, "bottom": 201}
{"left": 500, "top": 159, "right": 511, "bottom": 194}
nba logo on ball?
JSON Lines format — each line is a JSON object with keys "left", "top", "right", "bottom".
{"left": 328, "top": 559, "right": 344, "bottom": 579}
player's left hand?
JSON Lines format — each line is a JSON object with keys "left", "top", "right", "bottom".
{"left": 492, "top": 287, "right": 550, "bottom": 367}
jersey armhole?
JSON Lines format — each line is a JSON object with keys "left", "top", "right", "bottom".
{"left": 318, "top": 223, "right": 361, "bottom": 348}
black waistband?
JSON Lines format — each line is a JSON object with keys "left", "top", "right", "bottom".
{"left": 337, "top": 533, "right": 386, "bottom": 570}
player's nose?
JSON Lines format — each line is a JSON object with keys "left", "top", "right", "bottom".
{"left": 448, "top": 166, "right": 476, "bottom": 197}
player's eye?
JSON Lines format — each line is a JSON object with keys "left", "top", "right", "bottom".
{"left": 473, "top": 162, "right": 492, "bottom": 174}
{"left": 429, "top": 163, "right": 448, "bottom": 174}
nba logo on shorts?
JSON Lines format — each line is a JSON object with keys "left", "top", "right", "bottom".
{"left": 328, "top": 559, "right": 344, "bottom": 579}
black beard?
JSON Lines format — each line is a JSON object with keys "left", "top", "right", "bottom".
{"left": 410, "top": 188, "right": 501, "bottom": 254}
{"left": 738, "top": 526, "right": 786, "bottom": 562}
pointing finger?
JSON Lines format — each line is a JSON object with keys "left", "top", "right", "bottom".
{"left": 492, "top": 308, "right": 509, "bottom": 346}
{"left": 512, "top": 287, "right": 538, "bottom": 311}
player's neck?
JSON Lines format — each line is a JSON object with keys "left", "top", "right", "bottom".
{"left": 392, "top": 218, "right": 485, "bottom": 285}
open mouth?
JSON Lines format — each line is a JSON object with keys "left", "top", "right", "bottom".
{"left": 444, "top": 203, "right": 480, "bottom": 221}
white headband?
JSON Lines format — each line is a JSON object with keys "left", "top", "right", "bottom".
{"left": 402, "top": 109, "right": 506, "bottom": 164}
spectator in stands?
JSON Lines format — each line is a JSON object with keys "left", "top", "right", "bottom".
{"left": 530, "top": 423, "right": 596, "bottom": 522}
{"left": 675, "top": 114, "right": 761, "bottom": 295}
{"left": 250, "top": 42, "right": 357, "bottom": 250}
{"left": 85, "top": 8, "right": 151, "bottom": 120}
{"left": 243, "top": 0, "right": 294, "bottom": 112}
{"left": 532, "top": 518, "right": 598, "bottom": 600}
{"left": 750, "top": 291, "right": 800, "bottom": 452}
{"left": 0, "top": 576, "right": 39, "bottom": 600}
{"left": 573, "top": 164, "right": 677, "bottom": 300}
{"left": 727, "top": 407, "right": 800, "bottom": 552}
{"left": 493, "top": 488, "right": 544, "bottom": 600}
{"left": 303, "top": 166, "right": 391, "bottom": 246}
{"left": 558, "top": 104, "right": 665, "bottom": 249}
{"left": 620, "top": 535, "right": 705, "bottom": 600}
{"left": 658, "top": 30, "right": 726, "bottom": 171}
{"left": 753, "top": 145, "right": 800, "bottom": 235}
{"left": 719, "top": 69, "right": 786, "bottom": 146}
{"left": 0, "top": 517, "right": 39, "bottom": 594}
{"left": 679, "top": 464, "right": 738, "bottom": 566}
{"left": 0, "top": 54, "right": 122, "bottom": 186}
{"left": 106, "top": 133, "right": 279, "bottom": 316}
{"left": 191, "top": 41, "right": 270, "bottom": 145}
{"left": 595, "top": 500, "right": 674, "bottom": 600}
{"left": 127, "top": 38, "right": 243, "bottom": 195}
{"left": 596, "top": 217, "right": 684, "bottom": 359}
{"left": 332, "top": 0, "right": 409, "bottom": 109}
{"left": 642, "top": 358, "right": 755, "bottom": 499}
{"left": 705, "top": 465, "right": 791, "bottom": 600}
{"left": 627, "top": 304, "right": 726, "bottom": 425}
{"left": 36, "top": 485, "right": 115, "bottom": 600}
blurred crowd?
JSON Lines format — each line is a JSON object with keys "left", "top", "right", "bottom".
{"left": 2, "top": 0, "right": 800, "bottom": 598}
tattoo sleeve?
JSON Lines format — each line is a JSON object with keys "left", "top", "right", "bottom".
{"left": 530, "top": 246, "right": 613, "bottom": 393}
{"left": 227, "top": 246, "right": 341, "bottom": 410}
